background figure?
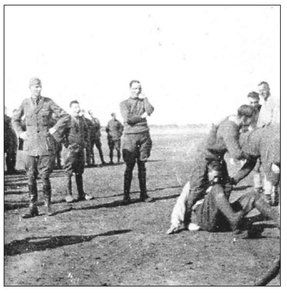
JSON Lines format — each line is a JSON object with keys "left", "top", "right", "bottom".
{"left": 12, "top": 78, "right": 70, "bottom": 218}
{"left": 4, "top": 108, "right": 18, "bottom": 174}
{"left": 246, "top": 91, "right": 262, "bottom": 192}
{"left": 106, "top": 113, "right": 124, "bottom": 164}
{"left": 88, "top": 110, "right": 106, "bottom": 166}
{"left": 12, "top": 108, "right": 25, "bottom": 151}
{"left": 120, "top": 80, "right": 154, "bottom": 204}
{"left": 63, "top": 101, "right": 93, "bottom": 203}
{"left": 239, "top": 124, "right": 280, "bottom": 206}
{"left": 81, "top": 110, "right": 93, "bottom": 167}
{"left": 50, "top": 113, "right": 63, "bottom": 169}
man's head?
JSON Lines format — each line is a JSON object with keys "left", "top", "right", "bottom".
{"left": 247, "top": 91, "right": 260, "bottom": 108}
{"left": 207, "top": 161, "right": 223, "bottom": 183}
{"left": 237, "top": 104, "right": 255, "bottom": 127}
{"left": 258, "top": 81, "right": 270, "bottom": 101}
{"left": 111, "top": 112, "right": 116, "bottom": 119}
{"left": 69, "top": 100, "right": 81, "bottom": 116}
{"left": 129, "top": 80, "right": 142, "bottom": 98}
{"left": 29, "top": 77, "right": 42, "bottom": 98}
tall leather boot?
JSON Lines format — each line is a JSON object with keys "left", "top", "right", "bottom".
{"left": 254, "top": 196, "right": 280, "bottom": 228}
{"left": 99, "top": 148, "right": 106, "bottom": 165}
{"left": 109, "top": 149, "right": 114, "bottom": 164}
{"left": 138, "top": 161, "right": 153, "bottom": 202}
{"left": 123, "top": 164, "right": 133, "bottom": 204}
{"left": 117, "top": 150, "right": 121, "bottom": 163}
{"left": 65, "top": 174, "right": 75, "bottom": 203}
{"left": 22, "top": 184, "right": 39, "bottom": 218}
{"left": 214, "top": 192, "right": 245, "bottom": 231}
{"left": 43, "top": 181, "right": 53, "bottom": 216}
{"left": 75, "top": 174, "right": 85, "bottom": 201}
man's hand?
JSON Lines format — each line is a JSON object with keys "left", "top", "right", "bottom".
{"left": 166, "top": 224, "right": 180, "bottom": 235}
{"left": 19, "top": 132, "right": 28, "bottom": 140}
{"left": 49, "top": 127, "right": 56, "bottom": 135}
{"left": 141, "top": 112, "right": 148, "bottom": 119}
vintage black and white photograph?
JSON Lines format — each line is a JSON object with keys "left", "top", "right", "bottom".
{"left": 3, "top": 3, "right": 282, "bottom": 286}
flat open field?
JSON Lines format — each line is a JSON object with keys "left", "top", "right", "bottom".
{"left": 4, "top": 128, "right": 280, "bottom": 286}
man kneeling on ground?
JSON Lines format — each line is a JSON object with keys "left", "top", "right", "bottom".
{"left": 167, "top": 161, "right": 279, "bottom": 235}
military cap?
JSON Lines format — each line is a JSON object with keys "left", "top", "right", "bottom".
{"left": 29, "top": 77, "right": 42, "bottom": 87}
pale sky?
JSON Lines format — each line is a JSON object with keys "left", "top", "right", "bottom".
{"left": 4, "top": 5, "right": 280, "bottom": 125}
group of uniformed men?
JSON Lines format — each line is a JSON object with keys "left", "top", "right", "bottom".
{"left": 6, "top": 78, "right": 280, "bottom": 239}
{"left": 8, "top": 78, "right": 153, "bottom": 218}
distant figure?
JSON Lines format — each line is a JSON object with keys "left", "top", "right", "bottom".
{"left": 257, "top": 81, "right": 279, "bottom": 127}
{"left": 239, "top": 124, "right": 280, "bottom": 206}
{"left": 4, "top": 108, "right": 18, "bottom": 174}
{"left": 88, "top": 110, "right": 106, "bottom": 166}
{"left": 106, "top": 113, "right": 124, "bottom": 164}
{"left": 12, "top": 78, "right": 70, "bottom": 218}
{"left": 81, "top": 110, "right": 93, "bottom": 167}
{"left": 51, "top": 113, "right": 63, "bottom": 169}
{"left": 246, "top": 91, "right": 262, "bottom": 193}
{"left": 63, "top": 100, "right": 93, "bottom": 203}
{"left": 120, "top": 80, "right": 154, "bottom": 204}
{"left": 12, "top": 108, "right": 25, "bottom": 151}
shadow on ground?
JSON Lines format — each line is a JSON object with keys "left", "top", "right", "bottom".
{"left": 5, "top": 229, "right": 132, "bottom": 256}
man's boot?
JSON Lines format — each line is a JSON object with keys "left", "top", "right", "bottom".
{"left": 123, "top": 166, "right": 132, "bottom": 204}
{"left": 65, "top": 174, "right": 75, "bottom": 203}
{"left": 117, "top": 151, "right": 121, "bottom": 163}
{"left": 138, "top": 161, "right": 153, "bottom": 202}
{"left": 22, "top": 184, "right": 39, "bottom": 218}
{"left": 214, "top": 192, "right": 245, "bottom": 231}
{"left": 254, "top": 196, "right": 280, "bottom": 228}
{"left": 99, "top": 148, "right": 106, "bottom": 165}
{"left": 43, "top": 183, "right": 53, "bottom": 216}
{"left": 75, "top": 174, "right": 85, "bottom": 201}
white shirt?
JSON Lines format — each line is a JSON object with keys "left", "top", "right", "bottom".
{"left": 257, "top": 95, "right": 280, "bottom": 127}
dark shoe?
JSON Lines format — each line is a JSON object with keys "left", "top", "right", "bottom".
{"left": 140, "top": 195, "right": 154, "bottom": 203}
{"left": 22, "top": 204, "right": 39, "bottom": 219}
{"left": 122, "top": 197, "right": 131, "bottom": 205}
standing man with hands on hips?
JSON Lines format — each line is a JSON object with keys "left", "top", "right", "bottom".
{"left": 120, "top": 80, "right": 154, "bottom": 204}
{"left": 13, "top": 78, "right": 70, "bottom": 218}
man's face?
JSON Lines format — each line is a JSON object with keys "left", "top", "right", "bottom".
{"left": 30, "top": 84, "right": 42, "bottom": 97}
{"left": 248, "top": 97, "right": 260, "bottom": 108}
{"left": 208, "top": 169, "right": 221, "bottom": 182}
{"left": 130, "top": 82, "right": 142, "bottom": 98}
{"left": 70, "top": 103, "right": 81, "bottom": 116}
{"left": 258, "top": 84, "right": 270, "bottom": 100}
{"left": 240, "top": 116, "right": 253, "bottom": 127}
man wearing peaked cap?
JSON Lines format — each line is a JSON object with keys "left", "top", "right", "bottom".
{"left": 13, "top": 78, "right": 70, "bottom": 218}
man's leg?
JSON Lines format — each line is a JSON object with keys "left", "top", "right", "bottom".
{"left": 63, "top": 146, "right": 76, "bottom": 203}
{"left": 213, "top": 186, "right": 246, "bottom": 231}
{"left": 38, "top": 155, "right": 55, "bottom": 216}
{"left": 108, "top": 140, "right": 114, "bottom": 164}
{"left": 115, "top": 140, "right": 121, "bottom": 163}
{"left": 23, "top": 155, "right": 39, "bottom": 218}
{"left": 253, "top": 158, "right": 263, "bottom": 192}
{"left": 90, "top": 140, "right": 95, "bottom": 166}
{"left": 95, "top": 139, "right": 106, "bottom": 165}
{"left": 167, "top": 181, "right": 191, "bottom": 234}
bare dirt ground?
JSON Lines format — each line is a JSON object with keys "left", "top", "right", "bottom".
{"left": 4, "top": 128, "right": 280, "bottom": 286}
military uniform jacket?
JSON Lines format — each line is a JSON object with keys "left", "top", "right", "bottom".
{"left": 106, "top": 119, "right": 124, "bottom": 141}
{"left": 63, "top": 115, "right": 89, "bottom": 149}
{"left": 13, "top": 96, "right": 70, "bottom": 156}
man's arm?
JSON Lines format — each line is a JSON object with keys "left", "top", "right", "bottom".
{"left": 143, "top": 97, "right": 154, "bottom": 116}
{"left": 120, "top": 101, "right": 144, "bottom": 125}
{"left": 232, "top": 157, "right": 258, "bottom": 184}
{"left": 49, "top": 99, "right": 70, "bottom": 140}
{"left": 222, "top": 122, "right": 245, "bottom": 160}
